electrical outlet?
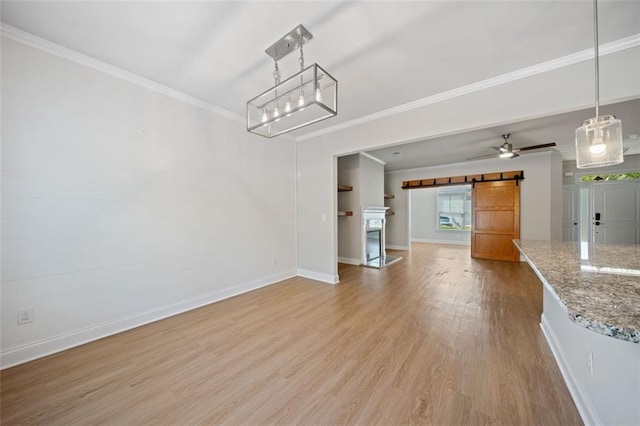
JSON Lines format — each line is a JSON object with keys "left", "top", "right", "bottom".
{"left": 18, "top": 308, "right": 34, "bottom": 325}
{"left": 587, "top": 349, "right": 594, "bottom": 376}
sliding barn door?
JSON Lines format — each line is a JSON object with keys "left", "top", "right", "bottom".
{"left": 471, "top": 180, "right": 520, "bottom": 261}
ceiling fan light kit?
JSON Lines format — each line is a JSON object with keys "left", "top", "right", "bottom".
{"left": 466, "top": 133, "right": 556, "bottom": 161}
{"left": 499, "top": 151, "right": 518, "bottom": 159}
{"left": 575, "top": 0, "right": 624, "bottom": 169}
{"left": 497, "top": 134, "right": 519, "bottom": 159}
{"left": 246, "top": 25, "right": 337, "bottom": 138}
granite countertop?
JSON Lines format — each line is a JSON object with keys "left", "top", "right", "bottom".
{"left": 514, "top": 240, "right": 640, "bottom": 344}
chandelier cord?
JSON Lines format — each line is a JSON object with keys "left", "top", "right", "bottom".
{"left": 299, "top": 34, "right": 305, "bottom": 71}
{"left": 273, "top": 51, "right": 280, "bottom": 86}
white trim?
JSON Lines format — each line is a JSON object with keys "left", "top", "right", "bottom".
{"left": 337, "top": 257, "right": 360, "bottom": 265}
{"left": 297, "top": 34, "right": 640, "bottom": 142}
{"left": 0, "top": 24, "right": 247, "bottom": 124}
{"left": 411, "top": 238, "right": 470, "bottom": 246}
{"left": 386, "top": 244, "right": 410, "bottom": 251}
{"left": 540, "top": 315, "right": 602, "bottom": 426}
{"left": 294, "top": 144, "right": 300, "bottom": 279}
{"left": 359, "top": 152, "right": 386, "bottom": 166}
{"left": 297, "top": 269, "right": 339, "bottom": 284}
{"left": 0, "top": 270, "right": 296, "bottom": 369}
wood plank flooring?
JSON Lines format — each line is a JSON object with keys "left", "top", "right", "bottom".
{"left": 0, "top": 243, "right": 582, "bottom": 425}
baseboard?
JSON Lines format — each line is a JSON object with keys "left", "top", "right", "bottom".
{"left": 411, "top": 238, "right": 470, "bottom": 246}
{"left": 337, "top": 257, "right": 360, "bottom": 265}
{"left": 0, "top": 270, "right": 296, "bottom": 370}
{"left": 386, "top": 244, "right": 410, "bottom": 251}
{"left": 540, "top": 315, "right": 602, "bottom": 426}
{"left": 297, "top": 269, "right": 339, "bottom": 284}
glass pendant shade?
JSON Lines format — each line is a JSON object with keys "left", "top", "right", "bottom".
{"left": 575, "top": 115, "right": 624, "bottom": 168}
{"left": 247, "top": 64, "right": 337, "bottom": 138}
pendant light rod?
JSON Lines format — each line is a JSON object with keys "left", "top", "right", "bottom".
{"left": 593, "top": 0, "right": 600, "bottom": 118}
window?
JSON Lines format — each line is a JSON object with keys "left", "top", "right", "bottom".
{"left": 437, "top": 186, "right": 471, "bottom": 231}
{"left": 579, "top": 171, "right": 640, "bottom": 182}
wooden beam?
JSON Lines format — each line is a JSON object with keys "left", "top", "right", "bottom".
{"left": 402, "top": 170, "right": 524, "bottom": 190}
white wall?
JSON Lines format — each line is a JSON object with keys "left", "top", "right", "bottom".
{"left": 359, "top": 154, "right": 384, "bottom": 208}
{"left": 337, "top": 154, "right": 360, "bottom": 263}
{"left": 296, "top": 46, "right": 639, "bottom": 281}
{"left": 410, "top": 187, "right": 471, "bottom": 245}
{"left": 385, "top": 151, "right": 563, "bottom": 248}
{"left": 1, "top": 38, "right": 297, "bottom": 367}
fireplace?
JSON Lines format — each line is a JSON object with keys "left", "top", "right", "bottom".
{"left": 362, "top": 207, "right": 401, "bottom": 268}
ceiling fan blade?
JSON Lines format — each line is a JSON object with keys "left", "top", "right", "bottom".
{"left": 511, "top": 152, "right": 520, "bottom": 159}
{"left": 515, "top": 142, "right": 557, "bottom": 152}
{"left": 466, "top": 153, "right": 498, "bottom": 160}
{"left": 490, "top": 146, "right": 504, "bottom": 152}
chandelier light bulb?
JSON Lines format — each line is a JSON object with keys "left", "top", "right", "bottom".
{"left": 315, "top": 82, "right": 323, "bottom": 103}
{"left": 298, "top": 93, "right": 305, "bottom": 107}
{"left": 284, "top": 98, "right": 292, "bottom": 114}
{"left": 589, "top": 137, "right": 606, "bottom": 155}
{"left": 273, "top": 104, "right": 280, "bottom": 121}
{"left": 261, "top": 109, "right": 268, "bottom": 123}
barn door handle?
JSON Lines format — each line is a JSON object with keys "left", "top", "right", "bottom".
{"left": 594, "top": 212, "right": 601, "bottom": 226}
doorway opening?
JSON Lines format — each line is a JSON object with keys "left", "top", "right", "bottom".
{"left": 564, "top": 171, "right": 640, "bottom": 244}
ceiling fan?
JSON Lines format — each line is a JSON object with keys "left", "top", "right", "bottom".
{"left": 467, "top": 134, "right": 557, "bottom": 160}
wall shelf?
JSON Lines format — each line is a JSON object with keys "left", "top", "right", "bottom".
{"left": 338, "top": 211, "right": 353, "bottom": 217}
{"left": 384, "top": 193, "right": 395, "bottom": 199}
{"left": 338, "top": 185, "right": 353, "bottom": 192}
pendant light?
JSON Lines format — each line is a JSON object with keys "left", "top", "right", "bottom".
{"left": 575, "top": 0, "right": 624, "bottom": 168}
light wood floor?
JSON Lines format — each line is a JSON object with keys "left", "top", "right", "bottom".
{"left": 1, "top": 243, "right": 582, "bottom": 425}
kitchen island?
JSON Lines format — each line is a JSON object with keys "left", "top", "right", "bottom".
{"left": 514, "top": 240, "right": 639, "bottom": 426}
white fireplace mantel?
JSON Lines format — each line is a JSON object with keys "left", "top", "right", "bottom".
{"left": 362, "top": 206, "right": 389, "bottom": 219}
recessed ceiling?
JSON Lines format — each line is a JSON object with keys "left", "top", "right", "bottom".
{"left": 365, "top": 98, "right": 640, "bottom": 171}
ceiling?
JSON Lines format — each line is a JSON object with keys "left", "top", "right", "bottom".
{"left": 2, "top": 1, "right": 639, "bottom": 165}
{"left": 366, "top": 98, "right": 640, "bottom": 171}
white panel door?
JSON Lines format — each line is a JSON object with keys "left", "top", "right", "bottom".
{"left": 591, "top": 182, "right": 640, "bottom": 244}
{"left": 562, "top": 185, "right": 579, "bottom": 241}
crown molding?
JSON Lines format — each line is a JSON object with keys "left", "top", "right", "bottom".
{"left": 1, "top": 23, "right": 246, "bottom": 125}
{"left": 297, "top": 33, "right": 640, "bottom": 142}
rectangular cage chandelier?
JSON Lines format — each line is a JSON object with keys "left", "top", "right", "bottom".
{"left": 247, "top": 25, "right": 337, "bottom": 138}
